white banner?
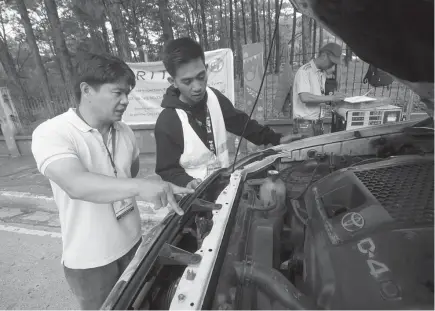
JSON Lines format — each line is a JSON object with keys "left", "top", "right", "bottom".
{"left": 123, "top": 48, "right": 235, "bottom": 125}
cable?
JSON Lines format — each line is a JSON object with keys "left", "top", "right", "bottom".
{"left": 232, "top": 0, "right": 285, "bottom": 172}
{"left": 290, "top": 163, "right": 320, "bottom": 201}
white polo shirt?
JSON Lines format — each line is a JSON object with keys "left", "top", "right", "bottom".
{"left": 292, "top": 60, "right": 326, "bottom": 120}
{"left": 31, "top": 108, "right": 141, "bottom": 269}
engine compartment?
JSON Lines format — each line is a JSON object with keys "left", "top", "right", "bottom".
{"left": 209, "top": 152, "right": 434, "bottom": 310}
{"left": 124, "top": 126, "right": 434, "bottom": 311}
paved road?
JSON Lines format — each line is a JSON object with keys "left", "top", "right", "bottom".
{"left": 0, "top": 205, "right": 77, "bottom": 310}
{"left": 0, "top": 155, "right": 169, "bottom": 309}
{"left": 0, "top": 202, "right": 163, "bottom": 310}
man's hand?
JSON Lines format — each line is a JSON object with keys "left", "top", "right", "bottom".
{"left": 186, "top": 178, "right": 202, "bottom": 190}
{"left": 279, "top": 133, "right": 308, "bottom": 144}
{"left": 138, "top": 180, "right": 194, "bottom": 215}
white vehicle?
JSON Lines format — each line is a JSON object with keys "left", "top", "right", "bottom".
{"left": 101, "top": 0, "right": 434, "bottom": 309}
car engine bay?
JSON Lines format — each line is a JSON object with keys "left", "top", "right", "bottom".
{"left": 124, "top": 126, "right": 434, "bottom": 311}
{"left": 210, "top": 152, "right": 434, "bottom": 310}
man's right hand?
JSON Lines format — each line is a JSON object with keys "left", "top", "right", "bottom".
{"left": 138, "top": 180, "right": 194, "bottom": 216}
{"left": 330, "top": 93, "right": 346, "bottom": 102}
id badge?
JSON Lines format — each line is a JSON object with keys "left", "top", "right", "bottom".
{"left": 206, "top": 161, "right": 221, "bottom": 176}
{"left": 113, "top": 198, "right": 135, "bottom": 220}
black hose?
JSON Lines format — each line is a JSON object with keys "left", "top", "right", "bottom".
{"left": 233, "top": 261, "right": 317, "bottom": 310}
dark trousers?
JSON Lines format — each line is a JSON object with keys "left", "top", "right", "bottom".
{"left": 63, "top": 239, "right": 141, "bottom": 310}
{"left": 293, "top": 118, "right": 324, "bottom": 137}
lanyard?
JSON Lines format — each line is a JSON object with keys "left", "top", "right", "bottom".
{"left": 76, "top": 109, "right": 117, "bottom": 177}
{"left": 104, "top": 127, "right": 117, "bottom": 177}
{"left": 204, "top": 106, "right": 217, "bottom": 155}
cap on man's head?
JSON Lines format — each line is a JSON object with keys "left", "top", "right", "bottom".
{"left": 319, "top": 43, "right": 342, "bottom": 64}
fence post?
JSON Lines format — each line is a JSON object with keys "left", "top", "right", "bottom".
{"left": 0, "top": 87, "right": 21, "bottom": 156}
{"left": 406, "top": 91, "right": 415, "bottom": 121}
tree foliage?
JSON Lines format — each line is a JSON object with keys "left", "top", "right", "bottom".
{"left": 0, "top": 0, "right": 331, "bottom": 127}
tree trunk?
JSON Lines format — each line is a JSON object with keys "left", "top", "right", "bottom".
{"left": 44, "top": 0, "right": 76, "bottom": 104}
{"left": 263, "top": 0, "right": 267, "bottom": 62}
{"left": 101, "top": 22, "right": 112, "bottom": 53}
{"left": 250, "top": 0, "right": 257, "bottom": 42}
{"left": 129, "top": 3, "right": 144, "bottom": 61}
{"left": 274, "top": 0, "right": 280, "bottom": 73}
{"left": 0, "top": 37, "right": 28, "bottom": 105}
{"left": 102, "top": 0, "right": 132, "bottom": 60}
{"left": 318, "top": 26, "right": 323, "bottom": 51}
{"left": 256, "top": 0, "right": 260, "bottom": 43}
{"left": 241, "top": 0, "right": 247, "bottom": 44}
{"left": 267, "top": 0, "right": 272, "bottom": 72}
{"left": 200, "top": 0, "right": 209, "bottom": 50}
{"left": 87, "top": 26, "right": 105, "bottom": 53}
{"left": 234, "top": 0, "right": 243, "bottom": 83}
{"left": 229, "top": 0, "right": 235, "bottom": 51}
{"left": 290, "top": 5, "right": 297, "bottom": 64}
{"left": 301, "top": 15, "right": 310, "bottom": 64}
{"left": 159, "top": 0, "right": 175, "bottom": 45}
{"left": 210, "top": 8, "right": 216, "bottom": 49}
{"left": 183, "top": 2, "right": 196, "bottom": 39}
{"left": 312, "top": 20, "right": 317, "bottom": 56}
{"left": 38, "top": 16, "right": 65, "bottom": 81}
{"left": 218, "top": 0, "right": 226, "bottom": 48}
{"left": 308, "top": 18, "right": 313, "bottom": 58}
{"left": 224, "top": 0, "right": 229, "bottom": 47}
{"left": 189, "top": 0, "right": 203, "bottom": 44}
{"left": 15, "top": 0, "right": 53, "bottom": 107}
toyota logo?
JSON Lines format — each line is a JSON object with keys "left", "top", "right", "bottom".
{"left": 341, "top": 212, "right": 365, "bottom": 232}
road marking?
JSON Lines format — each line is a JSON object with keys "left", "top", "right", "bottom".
{"left": 0, "top": 224, "right": 61, "bottom": 238}
{"left": 0, "top": 191, "right": 167, "bottom": 214}
{"left": 0, "top": 190, "right": 54, "bottom": 201}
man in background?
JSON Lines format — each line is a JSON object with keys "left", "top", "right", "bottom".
{"left": 292, "top": 43, "right": 346, "bottom": 137}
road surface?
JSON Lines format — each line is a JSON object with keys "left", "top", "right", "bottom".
{"left": 0, "top": 202, "right": 162, "bottom": 310}
{"left": 0, "top": 156, "right": 167, "bottom": 309}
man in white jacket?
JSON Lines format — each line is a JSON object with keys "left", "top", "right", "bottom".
{"left": 155, "top": 37, "right": 302, "bottom": 189}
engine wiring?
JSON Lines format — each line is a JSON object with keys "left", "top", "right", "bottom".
{"left": 231, "top": 0, "right": 285, "bottom": 173}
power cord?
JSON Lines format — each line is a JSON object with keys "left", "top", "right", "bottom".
{"left": 232, "top": 0, "right": 285, "bottom": 172}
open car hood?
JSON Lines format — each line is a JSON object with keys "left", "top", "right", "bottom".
{"left": 290, "top": 0, "right": 434, "bottom": 112}
{"left": 100, "top": 1, "right": 434, "bottom": 309}
{"left": 101, "top": 117, "right": 433, "bottom": 310}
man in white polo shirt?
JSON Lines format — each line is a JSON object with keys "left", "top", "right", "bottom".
{"left": 292, "top": 43, "right": 346, "bottom": 137}
{"left": 31, "top": 53, "right": 193, "bottom": 309}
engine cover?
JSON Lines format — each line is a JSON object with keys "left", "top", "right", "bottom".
{"left": 302, "top": 155, "right": 434, "bottom": 309}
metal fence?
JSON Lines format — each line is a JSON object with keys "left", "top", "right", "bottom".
{"left": 8, "top": 26, "right": 425, "bottom": 135}
{"left": 235, "top": 27, "right": 423, "bottom": 121}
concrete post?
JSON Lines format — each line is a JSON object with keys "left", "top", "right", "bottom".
{"left": 0, "top": 87, "right": 21, "bottom": 157}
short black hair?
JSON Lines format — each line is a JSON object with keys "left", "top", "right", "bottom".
{"left": 162, "top": 37, "right": 205, "bottom": 77}
{"left": 74, "top": 53, "right": 136, "bottom": 102}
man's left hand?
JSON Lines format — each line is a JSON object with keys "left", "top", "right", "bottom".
{"left": 279, "top": 133, "right": 308, "bottom": 144}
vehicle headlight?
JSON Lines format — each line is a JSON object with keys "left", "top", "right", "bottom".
{"left": 383, "top": 111, "right": 401, "bottom": 124}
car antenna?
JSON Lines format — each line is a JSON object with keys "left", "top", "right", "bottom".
{"left": 231, "top": 0, "right": 285, "bottom": 173}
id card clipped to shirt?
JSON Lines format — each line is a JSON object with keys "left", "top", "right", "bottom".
{"left": 113, "top": 198, "right": 135, "bottom": 220}
{"left": 103, "top": 126, "right": 135, "bottom": 220}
